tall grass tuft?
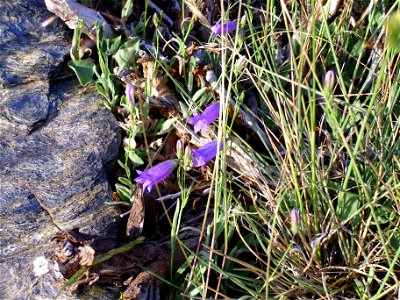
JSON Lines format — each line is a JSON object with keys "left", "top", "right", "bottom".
{"left": 163, "top": 0, "right": 400, "bottom": 299}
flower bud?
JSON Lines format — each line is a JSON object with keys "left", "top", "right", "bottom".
{"left": 176, "top": 140, "right": 184, "bottom": 159}
{"left": 235, "top": 55, "right": 247, "bottom": 74}
{"left": 183, "top": 146, "right": 193, "bottom": 168}
{"left": 240, "top": 14, "right": 247, "bottom": 28}
{"left": 291, "top": 208, "right": 300, "bottom": 235}
{"left": 324, "top": 70, "right": 335, "bottom": 92}
{"left": 125, "top": 83, "right": 136, "bottom": 106}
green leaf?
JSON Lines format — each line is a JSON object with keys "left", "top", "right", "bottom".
{"left": 96, "top": 24, "right": 108, "bottom": 55}
{"left": 118, "top": 177, "right": 133, "bottom": 188}
{"left": 336, "top": 192, "right": 361, "bottom": 225}
{"left": 367, "top": 265, "right": 375, "bottom": 286}
{"left": 152, "top": 118, "right": 165, "bottom": 133}
{"left": 116, "top": 183, "right": 131, "bottom": 202}
{"left": 121, "top": 0, "right": 134, "bottom": 24}
{"left": 354, "top": 278, "right": 365, "bottom": 297}
{"left": 103, "top": 100, "right": 111, "bottom": 110}
{"left": 95, "top": 82, "right": 107, "bottom": 98}
{"left": 179, "top": 102, "right": 189, "bottom": 118}
{"left": 192, "top": 87, "right": 208, "bottom": 103}
{"left": 371, "top": 205, "right": 392, "bottom": 225}
{"left": 106, "top": 35, "right": 122, "bottom": 56}
{"left": 118, "top": 159, "right": 131, "bottom": 178}
{"left": 67, "top": 59, "right": 95, "bottom": 86}
{"left": 187, "top": 57, "right": 196, "bottom": 94}
{"left": 388, "top": 230, "right": 400, "bottom": 251}
{"left": 158, "top": 118, "right": 176, "bottom": 135}
{"left": 64, "top": 266, "right": 88, "bottom": 288}
{"left": 94, "top": 237, "right": 145, "bottom": 264}
{"left": 114, "top": 37, "right": 140, "bottom": 68}
{"left": 126, "top": 149, "right": 145, "bottom": 166}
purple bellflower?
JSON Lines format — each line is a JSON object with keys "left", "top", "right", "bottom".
{"left": 188, "top": 103, "right": 220, "bottom": 134}
{"left": 135, "top": 160, "right": 176, "bottom": 193}
{"left": 211, "top": 21, "right": 237, "bottom": 36}
{"left": 192, "top": 140, "right": 224, "bottom": 171}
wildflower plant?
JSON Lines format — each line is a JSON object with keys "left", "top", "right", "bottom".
{"left": 134, "top": 104, "right": 223, "bottom": 192}
{"left": 62, "top": 0, "right": 400, "bottom": 298}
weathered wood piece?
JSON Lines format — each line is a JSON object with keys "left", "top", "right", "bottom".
{"left": 45, "top": 0, "right": 112, "bottom": 40}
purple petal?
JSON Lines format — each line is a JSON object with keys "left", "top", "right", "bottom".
{"left": 188, "top": 103, "right": 220, "bottom": 133}
{"left": 202, "top": 103, "right": 220, "bottom": 123}
{"left": 143, "top": 180, "right": 153, "bottom": 193}
{"left": 134, "top": 174, "right": 146, "bottom": 184}
{"left": 134, "top": 160, "right": 176, "bottom": 192}
{"left": 211, "top": 23, "right": 222, "bottom": 35}
{"left": 225, "top": 21, "right": 237, "bottom": 33}
{"left": 193, "top": 118, "right": 208, "bottom": 134}
{"left": 192, "top": 140, "right": 224, "bottom": 169}
{"left": 187, "top": 115, "right": 203, "bottom": 126}
{"left": 211, "top": 21, "right": 237, "bottom": 35}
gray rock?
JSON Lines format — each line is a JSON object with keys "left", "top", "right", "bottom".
{"left": 0, "top": 0, "right": 121, "bottom": 298}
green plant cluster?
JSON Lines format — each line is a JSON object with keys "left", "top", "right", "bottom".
{"left": 67, "top": 0, "right": 400, "bottom": 299}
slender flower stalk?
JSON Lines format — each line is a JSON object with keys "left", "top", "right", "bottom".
{"left": 135, "top": 160, "right": 176, "bottom": 192}
{"left": 211, "top": 21, "right": 237, "bottom": 35}
{"left": 192, "top": 140, "right": 224, "bottom": 171}
{"left": 188, "top": 103, "right": 220, "bottom": 134}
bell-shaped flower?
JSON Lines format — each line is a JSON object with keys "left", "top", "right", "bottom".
{"left": 188, "top": 103, "right": 220, "bottom": 134}
{"left": 135, "top": 160, "right": 176, "bottom": 193}
{"left": 211, "top": 21, "right": 237, "bottom": 36}
{"left": 192, "top": 140, "right": 224, "bottom": 171}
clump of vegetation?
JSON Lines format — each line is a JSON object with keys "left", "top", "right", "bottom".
{"left": 63, "top": 0, "right": 400, "bottom": 298}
